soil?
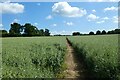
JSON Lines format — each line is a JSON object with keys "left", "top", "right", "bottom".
{"left": 63, "top": 37, "right": 86, "bottom": 79}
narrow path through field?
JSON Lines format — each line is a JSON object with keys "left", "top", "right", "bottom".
{"left": 64, "top": 37, "right": 86, "bottom": 79}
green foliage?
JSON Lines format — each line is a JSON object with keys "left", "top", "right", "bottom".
{"left": 68, "top": 35, "right": 119, "bottom": 79}
{"left": 107, "top": 29, "right": 120, "bottom": 34}
{"left": 9, "top": 23, "right": 21, "bottom": 36}
{"left": 23, "top": 23, "right": 39, "bottom": 36}
{"left": 96, "top": 30, "right": 101, "bottom": 35}
{"left": 0, "top": 30, "right": 8, "bottom": 37}
{"left": 89, "top": 31, "right": 94, "bottom": 35}
{"left": 114, "top": 29, "right": 120, "bottom": 34}
{"left": 2, "top": 37, "right": 66, "bottom": 78}
{"left": 72, "top": 32, "right": 81, "bottom": 36}
{"left": 2, "top": 35, "right": 119, "bottom": 79}
{"left": 102, "top": 30, "right": 106, "bottom": 34}
{"left": 72, "top": 29, "right": 120, "bottom": 36}
{"left": 44, "top": 29, "right": 50, "bottom": 36}
{"left": 3, "top": 22, "right": 51, "bottom": 37}
{"left": 39, "top": 29, "right": 44, "bottom": 36}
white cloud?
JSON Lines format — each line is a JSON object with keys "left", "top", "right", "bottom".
{"left": 96, "top": 20, "right": 105, "bottom": 24}
{"left": 0, "top": 24, "right": 4, "bottom": 30}
{"left": 113, "top": 16, "right": 119, "bottom": 23}
{"left": 0, "top": 2, "right": 24, "bottom": 14}
{"left": 104, "top": 6, "right": 118, "bottom": 12}
{"left": 66, "top": 22, "right": 74, "bottom": 26}
{"left": 51, "top": 30, "right": 72, "bottom": 35}
{"left": 13, "top": 19, "right": 19, "bottom": 22}
{"left": 0, "top": 24, "right": 3, "bottom": 27}
{"left": 102, "top": 17, "right": 109, "bottom": 20}
{"left": 46, "top": 15, "right": 52, "bottom": 20}
{"left": 52, "top": 2, "right": 87, "bottom": 17}
{"left": 11, "top": 19, "right": 19, "bottom": 24}
{"left": 87, "top": 14, "right": 99, "bottom": 21}
{"left": 34, "top": 23, "right": 38, "bottom": 26}
{"left": 92, "top": 9, "right": 96, "bottom": 13}
{"left": 51, "top": 24, "right": 57, "bottom": 27}
{"left": 51, "top": 30, "right": 88, "bottom": 35}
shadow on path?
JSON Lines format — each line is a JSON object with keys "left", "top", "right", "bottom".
{"left": 65, "top": 37, "right": 94, "bottom": 80}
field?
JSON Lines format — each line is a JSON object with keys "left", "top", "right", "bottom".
{"left": 2, "top": 37, "right": 67, "bottom": 78}
{"left": 2, "top": 35, "right": 120, "bottom": 79}
{"left": 68, "top": 34, "right": 119, "bottom": 79}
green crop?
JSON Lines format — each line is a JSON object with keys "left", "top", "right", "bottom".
{"left": 68, "top": 34, "right": 119, "bottom": 79}
{"left": 2, "top": 35, "right": 119, "bottom": 79}
{"left": 2, "top": 36, "right": 67, "bottom": 78}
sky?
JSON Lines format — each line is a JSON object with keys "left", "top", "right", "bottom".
{"left": 0, "top": 1, "right": 119, "bottom": 35}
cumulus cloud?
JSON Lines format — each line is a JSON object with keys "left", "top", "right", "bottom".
{"left": 34, "top": 23, "right": 38, "bottom": 26}
{"left": 46, "top": 15, "right": 52, "bottom": 19}
{"left": 66, "top": 22, "right": 74, "bottom": 26}
{"left": 11, "top": 19, "right": 19, "bottom": 24}
{"left": 94, "top": 17, "right": 109, "bottom": 24}
{"left": 0, "top": 24, "right": 4, "bottom": 30}
{"left": 51, "top": 30, "right": 72, "bottom": 35}
{"left": 113, "top": 16, "right": 119, "bottom": 23}
{"left": 92, "top": 9, "right": 96, "bottom": 13}
{"left": 51, "top": 24, "right": 57, "bottom": 27}
{"left": 13, "top": 19, "right": 19, "bottom": 22}
{"left": 52, "top": 2, "right": 87, "bottom": 17}
{"left": 104, "top": 6, "right": 118, "bottom": 12}
{"left": 87, "top": 14, "right": 99, "bottom": 21}
{"left": 96, "top": 20, "right": 105, "bottom": 24}
{"left": 0, "top": 24, "right": 3, "bottom": 27}
{"left": 102, "top": 17, "right": 109, "bottom": 20}
{"left": 0, "top": 2, "right": 24, "bottom": 14}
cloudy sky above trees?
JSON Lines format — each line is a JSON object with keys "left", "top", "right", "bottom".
{"left": 1, "top": 1, "right": 119, "bottom": 35}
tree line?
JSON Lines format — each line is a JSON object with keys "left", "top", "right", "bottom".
{"left": 72, "top": 29, "right": 120, "bottom": 36}
{"left": 1, "top": 23, "right": 120, "bottom": 37}
{"left": 0, "top": 23, "right": 50, "bottom": 37}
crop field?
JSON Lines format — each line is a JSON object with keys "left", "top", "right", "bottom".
{"left": 2, "top": 37, "right": 67, "bottom": 78}
{"left": 68, "top": 34, "right": 119, "bottom": 79}
{"left": 2, "top": 35, "right": 120, "bottom": 79}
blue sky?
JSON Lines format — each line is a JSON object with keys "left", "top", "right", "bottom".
{"left": 1, "top": 2, "right": 119, "bottom": 35}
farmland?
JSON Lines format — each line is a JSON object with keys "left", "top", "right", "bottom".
{"left": 68, "top": 34, "right": 119, "bottom": 79}
{"left": 2, "top": 34, "right": 120, "bottom": 79}
{"left": 2, "top": 37, "right": 67, "bottom": 78}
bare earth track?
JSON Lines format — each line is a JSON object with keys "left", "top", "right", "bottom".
{"left": 64, "top": 37, "right": 86, "bottom": 79}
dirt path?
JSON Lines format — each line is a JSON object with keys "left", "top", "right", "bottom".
{"left": 64, "top": 37, "right": 86, "bottom": 79}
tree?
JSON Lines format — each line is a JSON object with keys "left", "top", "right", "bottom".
{"left": 114, "top": 29, "right": 120, "bottom": 34}
{"left": 72, "top": 32, "right": 81, "bottom": 36}
{"left": 101, "top": 30, "right": 106, "bottom": 34}
{"left": 23, "top": 23, "right": 38, "bottom": 36}
{"left": 44, "top": 29, "right": 50, "bottom": 36}
{"left": 96, "top": 30, "right": 101, "bottom": 35}
{"left": 107, "top": 30, "right": 114, "bottom": 34}
{"left": 0, "top": 30, "right": 8, "bottom": 37}
{"left": 9, "top": 23, "right": 21, "bottom": 36}
{"left": 89, "top": 31, "right": 94, "bottom": 35}
{"left": 34, "top": 27, "right": 39, "bottom": 36}
{"left": 39, "top": 29, "right": 44, "bottom": 36}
